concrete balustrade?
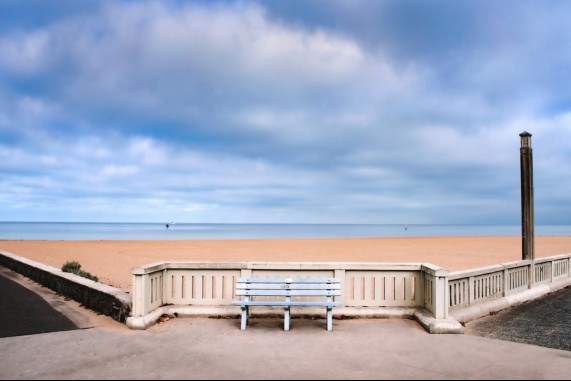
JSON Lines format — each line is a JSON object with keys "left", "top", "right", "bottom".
{"left": 128, "top": 254, "right": 571, "bottom": 332}
{"left": 449, "top": 253, "right": 571, "bottom": 323}
{"left": 127, "top": 261, "right": 462, "bottom": 332}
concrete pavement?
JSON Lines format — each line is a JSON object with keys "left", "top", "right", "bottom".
{"left": 1, "top": 317, "right": 571, "bottom": 380}
{"left": 1, "top": 267, "right": 570, "bottom": 380}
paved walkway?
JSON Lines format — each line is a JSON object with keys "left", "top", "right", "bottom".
{"left": 466, "top": 286, "right": 571, "bottom": 351}
{"left": 0, "top": 268, "right": 79, "bottom": 338}
{"left": 0, "top": 267, "right": 570, "bottom": 380}
{"left": 2, "top": 317, "right": 571, "bottom": 379}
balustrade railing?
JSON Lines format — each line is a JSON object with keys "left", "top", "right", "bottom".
{"left": 449, "top": 254, "right": 571, "bottom": 310}
{"left": 130, "top": 254, "right": 571, "bottom": 327}
{"left": 131, "top": 262, "right": 446, "bottom": 319}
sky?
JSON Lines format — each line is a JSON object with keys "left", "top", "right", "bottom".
{"left": 0, "top": 0, "right": 570, "bottom": 224}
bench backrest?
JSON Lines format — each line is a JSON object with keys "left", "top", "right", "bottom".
{"left": 236, "top": 278, "right": 341, "bottom": 298}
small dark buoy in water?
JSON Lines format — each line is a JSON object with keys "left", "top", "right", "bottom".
{"left": 166, "top": 224, "right": 170, "bottom": 229}
{"left": 404, "top": 224, "right": 408, "bottom": 231}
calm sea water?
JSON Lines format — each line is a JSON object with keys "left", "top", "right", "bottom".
{"left": 0, "top": 222, "right": 569, "bottom": 240}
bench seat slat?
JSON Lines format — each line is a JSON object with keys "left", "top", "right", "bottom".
{"left": 236, "top": 290, "right": 341, "bottom": 296}
{"left": 237, "top": 278, "right": 340, "bottom": 284}
{"left": 236, "top": 284, "right": 341, "bottom": 290}
{"left": 232, "top": 301, "right": 342, "bottom": 307}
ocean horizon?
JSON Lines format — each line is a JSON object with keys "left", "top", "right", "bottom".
{"left": 0, "top": 222, "right": 570, "bottom": 241}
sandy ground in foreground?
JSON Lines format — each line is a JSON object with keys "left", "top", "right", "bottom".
{"left": 1, "top": 236, "right": 571, "bottom": 292}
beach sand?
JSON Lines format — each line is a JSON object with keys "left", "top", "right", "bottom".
{"left": 1, "top": 236, "right": 571, "bottom": 292}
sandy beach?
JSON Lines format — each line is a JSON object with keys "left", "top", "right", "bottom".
{"left": 1, "top": 236, "right": 571, "bottom": 292}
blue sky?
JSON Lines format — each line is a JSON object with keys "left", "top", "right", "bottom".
{"left": 0, "top": 0, "right": 570, "bottom": 224}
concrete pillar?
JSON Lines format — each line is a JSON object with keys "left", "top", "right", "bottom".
{"left": 334, "top": 269, "right": 346, "bottom": 305}
{"left": 240, "top": 269, "right": 253, "bottom": 279}
{"left": 520, "top": 132, "right": 535, "bottom": 261}
{"left": 432, "top": 275, "right": 449, "bottom": 319}
{"left": 132, "top": 273, "right": 149, "bottom": 317}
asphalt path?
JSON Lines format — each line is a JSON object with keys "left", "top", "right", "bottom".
{"left": 466, "top": 286, "right": 571, "bottom": 351}
{"left": 0, "top": 269, "right": 79, "bottom": 338}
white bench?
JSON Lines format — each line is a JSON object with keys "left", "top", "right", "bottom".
{"left": 232, "top": 277, "right": 342, "bottom": 331}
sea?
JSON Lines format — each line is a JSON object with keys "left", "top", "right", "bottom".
{"left": 0, "top": 222, "right": 569, "bottom": 240}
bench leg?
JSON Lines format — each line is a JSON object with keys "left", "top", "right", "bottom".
{"left": 241, "top": 307, "right": 248, "bottom": 330}
{"left": 327, "top": 307, "right": 333, "bottom": 331}
{"left": 284, "top": 306, "right": 290, "bottom": 331}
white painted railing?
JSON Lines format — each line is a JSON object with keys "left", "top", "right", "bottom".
{"left": 449, "top": 253, "right": 571, "bottom": 311}
{"left": 131, "top": 262, "right": 449, "bottom": 320}
{"left": 535, "top": 261, "right": 552, "bottom": 284}
{"left": 553, "top": 258, "right": 570, "bottom": 280}
{"left": 129, "top": 253, "right": 571, "bottom": 330}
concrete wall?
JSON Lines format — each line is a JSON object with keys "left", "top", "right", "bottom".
{"left": 0, "top": 251, "right": 132, "bottom": 323}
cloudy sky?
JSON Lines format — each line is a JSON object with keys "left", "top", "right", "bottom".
{"left": 1, "top": 0, "right": 570, "bottom": 224}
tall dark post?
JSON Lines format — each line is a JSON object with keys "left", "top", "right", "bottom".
{"left": 520, "top": 132, "right": 534, "bottom": 261}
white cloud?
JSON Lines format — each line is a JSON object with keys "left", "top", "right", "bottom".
{"left": 0, "top": 30, "right": 50, "bottom": 74}
{"left": 0, "top": 132, "right": 329, "bottom": 221}
{"left": 100, "top": 165, "right": 139, "bottom": 177}
{"left": 0, "top": 1, "right": 570, "bottom": 224}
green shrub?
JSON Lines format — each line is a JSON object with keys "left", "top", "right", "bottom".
{"left": 62, "top": 261, "right": 99, "bottom": 282}
{"left": 62, "top": 261, "right": 82, "bottom": 273}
